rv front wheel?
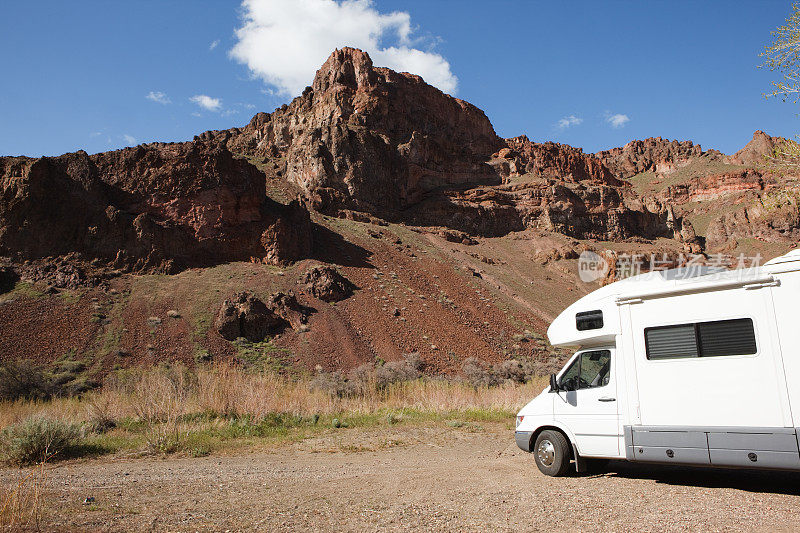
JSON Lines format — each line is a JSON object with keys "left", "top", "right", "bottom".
{"left": 533, "top": 430, "right": 571, "bottom": 477}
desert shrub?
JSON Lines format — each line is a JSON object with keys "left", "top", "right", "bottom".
{"left": 0, "top": 357, "right": 99, "bottom": 401}
{"left": 194, "top": 349, "right": 213, "bottom": 364}
{"left": 310, "top": 369, "right": 352, "bottom": 398}
{"left": 529, "top": 352, "right": 569, "bottom": 376}
{"left": 0, "top": 416, "right": 81, "bottom": 465}
{"left": 53, "top": 359, "right": 85, "bottom": 374}
{"left": 310, "top": 364, "right": 375, "bottom": 398}
{"left": 83, "top": 395, "right": 117, "bottom": 434}
{"left": 346, "top": 363, "right": 375, "bottom": 396}
{"left": 311, "top": 353, "right": 425, "bottom": 398}
{"left": 493, "top": 359, "right": 527, "bottom": 384}
{"left": 61, "top": 376, "right": 99, "bottom": 397}
{"left": 461, "top": 358, "right": 500, "bottom": 387}
{"left": 375, "top": 352, "right": 423, "bottom": 390}
{"left": 0, "top": 360, "right": 54, "bottom": 401}
{"left": 462, "top": 354, "right": 568, "bottom": 388}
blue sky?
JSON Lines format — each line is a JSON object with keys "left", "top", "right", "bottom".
{"left": 0, "top": 0, "right": 795, "bottom": 157}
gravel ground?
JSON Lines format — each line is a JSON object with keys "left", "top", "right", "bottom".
{"left": 3, "top": 423, "right": 799, "bottom": 532}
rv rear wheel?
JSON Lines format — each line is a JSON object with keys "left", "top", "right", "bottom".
{"left": 533, "top": 430, "right": 571, "bottom": 477}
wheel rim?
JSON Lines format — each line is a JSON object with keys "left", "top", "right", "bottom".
{"left": 537, "top": 439, "right": 556, "bottom": 467}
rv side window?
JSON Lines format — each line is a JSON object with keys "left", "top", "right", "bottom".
{"left": 697, "top": 318, "right": 757, "bottom": 357}
{"left": 645, "top": 318, "right": 756, "bottom": 360}
{"left": 644, "top": 324, "right": 697, "bottom": 359}
{"left": 559, "top": 350, "right": 611, "bottom": 390}
{"left": 576, "top": 310, "right": 603, "bottom": 331}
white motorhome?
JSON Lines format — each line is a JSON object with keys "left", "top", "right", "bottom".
{"left": 515, "top": 248, "right": 800, "bottom": 476}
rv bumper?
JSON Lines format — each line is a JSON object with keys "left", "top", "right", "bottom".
{"left": 515, "top": 430, "right": 534, "bottom": 452}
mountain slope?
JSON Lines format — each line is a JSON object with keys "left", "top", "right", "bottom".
{"left": 0, "top": 48, "right": 798, "bottom": 377}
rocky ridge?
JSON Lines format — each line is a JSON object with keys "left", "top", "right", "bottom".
{"left": 1, "top": 47, "right": 799, "bottom": 374}
{"left": 3, "top": 47, "right": 798, "bottom": 284}
{"left": 0, "top": 140, "right": 312, "bottom": 282}
{"left": 596, "top": 137, "right": 722, "bottom": 179}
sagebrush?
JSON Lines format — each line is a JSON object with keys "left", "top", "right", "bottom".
{"left": 0, "top": 416, "right": 80, "bottom": 465}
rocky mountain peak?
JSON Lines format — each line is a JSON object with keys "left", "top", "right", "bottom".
{"left": 223, "top": 48, "right": 503, "bottom": 214}
{"left": 725, "top": 130, "right": 788, "bottom": 165}
{"left": 312, "top": 47, "right": 378, "bottom": 93}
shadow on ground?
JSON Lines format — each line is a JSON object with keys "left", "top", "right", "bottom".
{"left": 593, "top": 460, "right": 800, "bottom": 496}
{"left": 310, "top": 223, "right": 373, "bottom": 268}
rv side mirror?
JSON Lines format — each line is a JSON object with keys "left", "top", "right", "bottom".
{"left": 549, "top": 373, "right": 559, "bottom": 392}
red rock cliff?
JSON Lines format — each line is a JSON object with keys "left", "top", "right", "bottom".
{"left": 0, "top": 140, "right": 311, "bottom": 273}
{"left": 217, "top": 47, "right": 504, "bottom": 213}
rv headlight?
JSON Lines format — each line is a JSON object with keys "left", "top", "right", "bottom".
{"left": 516, "top": 415, "right": 524, "bottom": 428}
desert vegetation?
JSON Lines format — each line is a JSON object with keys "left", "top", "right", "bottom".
{"left": 0, "top": 460, "right": 48, "bottom": 530}
{"left": 0, "top": 357, "right": 546, "bottom": 466}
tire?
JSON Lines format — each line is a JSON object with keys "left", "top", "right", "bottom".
{"left": 533, "top": 430, "right": 572, "bottom": 477}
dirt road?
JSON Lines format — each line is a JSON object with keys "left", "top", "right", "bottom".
{"left": 5, "top": 423, "right": 800, "bottom": 531}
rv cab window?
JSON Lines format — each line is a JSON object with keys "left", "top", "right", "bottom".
{"left": 559, "top": 350, "right": 611, "bottom": 391}
{"left": 576, "top": 310, "right": 603, "bottom": 331}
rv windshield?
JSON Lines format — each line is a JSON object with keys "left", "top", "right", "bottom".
{"left": 559, "top": 350, "right": 611, "bottom": 391}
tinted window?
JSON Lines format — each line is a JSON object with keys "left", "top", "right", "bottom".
{"left": 559, "top": 350, "right": 611, "bottom": 390}
{"left": 645, "top": 318, "right": 756, "bottom": 360}
{"left": 697, "top": 318, "right": 757, "bottom": 357}
{"left": 576, "top": 310, "right": 603, "bottom": 331}
{"left": 645, "top": 324, "right": 698, "bottom": 359}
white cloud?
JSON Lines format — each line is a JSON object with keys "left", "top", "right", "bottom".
{"left": 229, "top": 0, "right": 458, "bottom": 96}
{"left": 146, "top": 91, "right": 171, "bottom": 105}
{"left": 556, "top": 115, "right": 583, "bottom": 130}
{"left": 122, "top": 134, "right": 136, "bottom": 145}
{"left": 210, "top": 39, "right": 220, "bottom": 50}
{"left": 605, "top": 112, "right": 630, "bottom": 129}
{"left": 190, "top": 94, "right": 222, "bottom": 111}
{"left": 191, "top": 112, "right": 202, "bottom": 117}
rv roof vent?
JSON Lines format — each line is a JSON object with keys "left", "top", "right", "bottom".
{"left": 576, "top": 310, "right": 603, "bottom": 331}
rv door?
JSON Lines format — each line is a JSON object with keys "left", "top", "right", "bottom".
{"left": 553, "top": 348, "right": 620, "bottom": 457}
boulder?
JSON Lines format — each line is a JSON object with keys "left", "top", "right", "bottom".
{"left": 215, "top": 292, "right": 288, "bottom": 342}
{"left": 302, "top": 266, "right": 355, "bottom": 302}
{"left": 215, "top": 290, "right": 312, "bottom": 342}
{"left": 264, "top": 291, "right": 312, "bottom": 329}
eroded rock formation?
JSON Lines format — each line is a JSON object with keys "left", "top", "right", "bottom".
{"left": 724, "top": 130, "right": 791, "bottom": 166}
{"left": 3, "top": 47, "right": 799, "bottom": 287}
{"left": 211, "top": 47, "right": 503, "bottom": 215}
{"left": 302, "top": 265, "right": 355, "bottom": 302}
{"left": 497, "top": 136, "right": 621, "bottom": 185}
{"left": 215, "top": 290, "right": 311, "bottom": 342}
{"left": 0, "top": 141, "right": 312, "bottom": 273}
{"left": 596, "top": 137, "right": 721, "bottom": 179}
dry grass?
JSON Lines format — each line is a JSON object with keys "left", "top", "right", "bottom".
{"left": 0, "top": 460, "right": 47, "bottom": 530}
{"left": 0, "top": 365, "right": 544, "bottom": 526}
{"left": 0, "top": 363, "right": 545, "bottom": 461}
{"left": 1, "top": 363, "right": 544, "bottom": 426}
